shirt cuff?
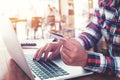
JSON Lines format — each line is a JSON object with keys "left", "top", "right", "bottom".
{"left": 84, "top": 51, "right": 106, "bottom": 73}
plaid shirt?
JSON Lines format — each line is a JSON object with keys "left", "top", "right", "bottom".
{"left": 76, "top": 0, "right": 120, "bottom": 77}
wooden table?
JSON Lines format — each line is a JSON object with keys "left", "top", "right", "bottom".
{"left": 0, "top": 38, "right": 120, "bottom": 80}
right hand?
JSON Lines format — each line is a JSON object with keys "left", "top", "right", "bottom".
{"left": 33, "top": 41, "right": 63, "bottom": 61}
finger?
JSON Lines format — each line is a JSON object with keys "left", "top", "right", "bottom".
{"left": 61, "top": 56, "right": 68, "bottom": 65}
{"left": 61, "top": 51, "right": 72, "bottom": 65}
{"left": 62, "top": 39, "right": 75, "bottom": 51}
{"left": 59, "top": 39, "right": 72, "bottom": 51}
{"left": 35, "top": 47, "right": 45, "bottom": 61}
{"left": 34, "top": 44, "right": 48, "bottom": 61}
{"left": 61, "top": 46, "right": 71, "bottom": 58}
{"left": 44, "top": 44, "right": 51, "bottom": 61}
{"left": 49, "top": 42, "right": 62, "bottom": 60}
{"left": 49, "top": 44, "right": 60, "bottom": 60}
{"left": 49, "top": 50, "right": 57, "bottom": 60}
{"left": 61, "top": 48, "right": 71, "bottom": 60}
{"left": 33, "top": 48, "right": 41, "bottom": 60}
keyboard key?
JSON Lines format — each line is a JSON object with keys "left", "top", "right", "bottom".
{"left": 25, "top": 54, "right": 69, "bottom": 79}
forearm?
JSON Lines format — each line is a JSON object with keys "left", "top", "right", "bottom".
{"left": 84, "top": 51, "right": 120, "bottom": 78}
{"left": 75, "top": 22, "right": 102, "bottom": 50}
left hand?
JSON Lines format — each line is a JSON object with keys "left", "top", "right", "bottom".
{"left": 60, "top": 39, "right": 88, "bottom": 67}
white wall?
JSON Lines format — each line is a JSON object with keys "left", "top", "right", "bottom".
{"left": 73, "top": 0, "right": 89, "bottom": 37}
{"left": 74, "top": 0, "right": 99, "bottom": 38}
{"left": 60, "top": 0, "right": 69, "bottom": 25}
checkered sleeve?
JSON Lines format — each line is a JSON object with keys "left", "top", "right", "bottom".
{"left": 84, "top": 51, "right": 120, "bottom": 78}
{"left": 75, "top": 2, "right": 120, "bottom": 77}
{"left": 75, "top": 6, "right": 104, "bottom": 50}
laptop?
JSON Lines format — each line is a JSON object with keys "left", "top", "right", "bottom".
{"left": 0, "top": 17, "right": 93, "bottom": 80}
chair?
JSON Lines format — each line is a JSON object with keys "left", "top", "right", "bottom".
{"left": 31, "top": 17, "right": 42, "bottom": 32}
{"left": 31, "top": 17, "right": 43, "bottom": 39}
{"left": 46, "top": 15, "right": 57, "bottom": 33}
{"left": 9, "top": 18, "right": 18, "bottom": 32}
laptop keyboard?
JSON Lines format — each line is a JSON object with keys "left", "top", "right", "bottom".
{"left": 25, "top": 54, "right": 69, "bottom": 80}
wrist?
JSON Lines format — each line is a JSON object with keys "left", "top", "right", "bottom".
{"left": 83, "top": 51, "right": 88, "bottom": 67}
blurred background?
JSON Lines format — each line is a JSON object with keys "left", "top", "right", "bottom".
{"left": 0, "top": 0, "right": 98, "bottom": 40}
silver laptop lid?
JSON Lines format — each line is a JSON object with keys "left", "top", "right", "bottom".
{"left": 0, "top": 16, "right": 35, "bottom": 80}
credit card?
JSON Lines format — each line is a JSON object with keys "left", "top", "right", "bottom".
{"left": 49, "top": 32, "right": 66, "bottom": 41}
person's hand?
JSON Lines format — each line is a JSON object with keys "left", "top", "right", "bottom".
{"left": 33, "top": 41, "right": 63, "bottom": 61}
{"left": 60, "top": 39, "right": 88, "bottom": 67}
